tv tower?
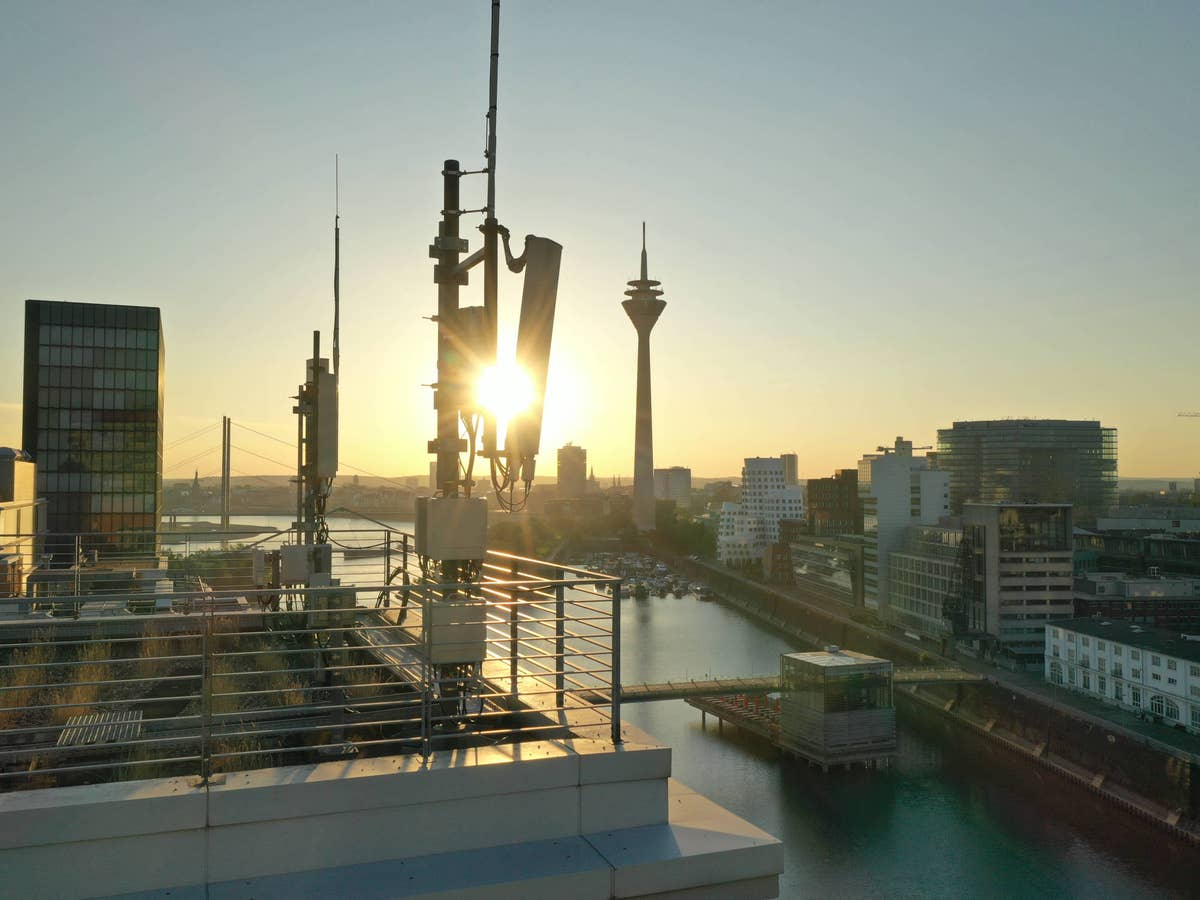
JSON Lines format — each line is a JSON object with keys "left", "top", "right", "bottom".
{"left": 623, "top": 223, "right": 666, "bottom": 532}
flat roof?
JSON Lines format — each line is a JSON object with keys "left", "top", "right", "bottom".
{"left": 783, "top": 649, "right": 889, "bottom": 668}
{"left": 1054, "top": 618, "right": 1200, "bottom": 665}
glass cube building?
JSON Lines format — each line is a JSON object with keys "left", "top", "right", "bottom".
{"left": 936, "top": 419, "right": 1117, "bottom": 525}
{"left": 21, "top": 300, "right": 164, "bottom": 558}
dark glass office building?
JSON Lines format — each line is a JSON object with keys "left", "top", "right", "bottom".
{"left": 937, "top": 419, "right": 1117, "bottom": 525}
{"left": 22, "top": 300, "right": 164, "bottom": 557}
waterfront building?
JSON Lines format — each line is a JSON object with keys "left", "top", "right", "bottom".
{"left": 962, "top": 502, "right": 1075, "bottom": 669}
{"left": 622, "top": 226, "right": 666, "bottom": 532}
{"left": 22, "top": 299, "right": 164, "bottom": 559}
{"left": 1046, "top": 618, "right": 1200, "bottom": 734}
{"left": 653, "top": 465, "right": 692, "bottom": 507}
{"left": 1073, "top": 571, "right": 1200, "bottom": 626}
{"left": 936, "top": 419, "right": 1117, "bottom": 525}
{"left": 0, "top": 448, "right": 43, "bottom": 596}
{"left": 556, "top": 442, "right": 587, "bottom": 498}
{"left": 1097, "top": 506, "right": 1200, "bottom": 534}
{"left": 717, "top": 455, "right": 804, "bottom": 565}
{"left": 779, "top": 648, "right": 897, "bottom": 770}
{"left": 857, "top": 437, "right": 949, "bottom": 614}
{"left": 1075, "top": 529, "right": 1200, "bottom": 578}
{"left": 806, "top": 468, "right": 862, "bottom": 537}
{"left": 886, "top": 523, "right": 962, "bottom": 643}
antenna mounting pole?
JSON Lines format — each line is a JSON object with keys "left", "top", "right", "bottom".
{"left": 482, "top": 0, "right": 501, "bottom": 456}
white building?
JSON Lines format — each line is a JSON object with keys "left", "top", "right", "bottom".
{"left": 717, "top": 455, "right": 804, "bottom": 565}
{"left": 857, "top": 437, "right": 950, "bottom": 613}
{"left": 1046, "top": 618, "right": 1200, "bottom": 734}
{"left": 654, "top": 466, "right": 692, "bottom": 507}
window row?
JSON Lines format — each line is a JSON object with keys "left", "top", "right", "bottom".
{"left": 39, "top": 470, "right": 157, "bottom": 493}
{"left": 38, "top": 324, "right": 158, "bottom": 350}
{"left": 37, "top": 365, "right": 157, "bottom": 391}
{"left": 34, "top": 431, "right": 156, "bottom": 453}
{"left": 37, "top": 388, "right": 158, "bottom": 412}
{"left": 37, "top": 345, "right": 159, "bottom": 370}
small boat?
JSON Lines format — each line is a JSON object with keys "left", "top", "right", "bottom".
{"left": 633, "top": 582, "right": 649, "bottom": 600}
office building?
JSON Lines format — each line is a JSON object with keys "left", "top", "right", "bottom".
{"left": 653, "top": 466, "right": 692, "bottom": 507}
{"left": 556, "top": 443, "right": 587, "bottom": 499}
{"left": 1073, "top": 571, "right": 1200, "bottom": 627}
{"left": 717, "top": 455, "right": 804, "bottom": 565}
{"left": 0, "top": 448, "right": 43, "bottom": 596}
{"left": 1046, "top": 618, "right": 1200, "bottom": 734}
{"left": 786, "top": 533, "right": 866, "bottom": 609}
{"left": 1075, "top": 529, "right": 1200, "bottom": 579}
{"left": 887, "top": 523, "right": 962, "bottom": 643}
{"left": 962, "top": 502, "right": 1074, "bottom": 669}
{"left": 936, "top": 419, "right": 1117, "bottom": 524}
{"left": 23, "top": 300, "right": 164, "bottom": 558}
{"left": 857, "top": 437, "right": 949, "bottom": 613}
{"left": 806, "top": 468, "right": 862, "bottom": 536}
{"left": 1097, "top": 507, "right": 1200, "bottom": 534}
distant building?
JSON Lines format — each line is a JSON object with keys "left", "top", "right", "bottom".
{"left": 936, "top": 419, "right": 1117, "bottom": 525}
{"left": 556, "top": 443, "right": 587, "bottom": 499}
{"left": 858, "top": 437, "right": 949, "bottom": 614}
{"left": 786, "top": 533, "right": 865, "bottom": 609}
{"left": 1045, "top": 618, "right": 1200, "bottom": 734}
{"left": 1074, "top": 529, "right": 1200, "bottom": 579}
{"left": 1073, "top": 571, "right": 1200, "bottom": 627}
{"left": 653, "top": 466, "right": 692, "bottom": 506}
{"left": 806, "top": 468, "right": 862, "bottom": 537}
{"left": 23, "top": 300, "right": 164, "bottom": 559}
{"left": 717, "top": 456, "right": 805, "bottom": 565}
{"left": 1096, "top": 507, "right": 1200, "bottom": 534}
{"left": 887, "top": 523, "right": 962, "bottom": 643}
{"left": 962, "top": 502, "right": 1074, "bottom": 670}
{"left": 0, "top": 448, "right": 43, "bottom": 596}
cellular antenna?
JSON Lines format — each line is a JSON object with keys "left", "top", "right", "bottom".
{"left": 333, "top": 154, "right": 340, "bottom": 378}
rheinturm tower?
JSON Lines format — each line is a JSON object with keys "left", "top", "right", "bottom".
{"left": 623, "top": 223, "right": 667, "bottom": 532}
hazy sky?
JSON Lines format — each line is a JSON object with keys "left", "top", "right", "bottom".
{"left": 2, "top": 1, "right": 1198, "bottom": 481}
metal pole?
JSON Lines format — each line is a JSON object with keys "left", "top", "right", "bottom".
{"left": 612, "top": 581, "right": 622, "bottom": 745}
{"left": 382, "top": 531, "right": 391, "bottom": 608}
{"left": 482, "top": 0, "right": 500, "bottom": 455}
{"left": 73, "top": 534, "right": 80, "bottom": 606}
{"left": 434, "top": 159, "right": 462, "bottom": 501}
{"left": 555, "top": 566, "right": 565, "bottom": 711}
{"left": 509, "top": 557, "right": 519, "bottom": 698}
{"left": 200, "top": 602, "right": 213, "bottom": 784}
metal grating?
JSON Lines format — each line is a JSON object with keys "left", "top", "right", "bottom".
{"left": 56, "top": 710, "right": 144, "bottom": 747}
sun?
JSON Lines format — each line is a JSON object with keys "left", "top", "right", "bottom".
{"left": 476, "top": 362, "right": 535, "bottom": 423}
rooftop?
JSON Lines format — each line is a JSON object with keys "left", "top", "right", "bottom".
{"left": 1055, "top": 617, "right": 1200, "bottom": 664}
{"left": 784, "top": 648, "right": 889, "bottom": 668}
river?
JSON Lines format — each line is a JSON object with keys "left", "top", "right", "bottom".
{"left": 619, "top": 592, "right": 1195, "bottom": 899}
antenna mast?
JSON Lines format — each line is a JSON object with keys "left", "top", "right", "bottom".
{"left": 333, "top": 154, "right": 341, "bottom": 378}
{"left": 481, "top": 0, "right": 501, "bottom": 455}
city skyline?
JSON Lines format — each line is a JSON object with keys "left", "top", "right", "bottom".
{"left": 2, "top": 2, "right": 1199, "bottom": 480}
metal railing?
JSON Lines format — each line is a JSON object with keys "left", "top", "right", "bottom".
{"left": 0, "top": 533, "right": 621, "bottom": 792}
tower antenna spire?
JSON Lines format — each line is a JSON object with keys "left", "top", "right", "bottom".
{"left": 333, "top": 154, "right": 340, "bottom": 378}
{"left": 640, "top": 221, "right": 647, "bottom": 281}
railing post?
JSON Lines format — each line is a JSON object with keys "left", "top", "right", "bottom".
{"left": 382, "top": 531, "right": 392, "bottom": 608}
{"left": 200, "top": 602, "right": 213, "bottom": 784}
{"left": 554, "top": 566, "right": 565, "bottom": 711}
{"left": 612, "top": 580, "right": 622, "bottom": 745}
{"left": 509, "top": 557, "right": 519, "bottom": 698}
{"left": 421, "top": 595, "right": 432, "bottom": 760}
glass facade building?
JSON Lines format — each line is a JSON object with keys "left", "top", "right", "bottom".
{"left": 22, "top": 300, "right": 164, "bottom": 558}
{"left": 937, "top": 419, "right": 1117, "bottom": 525}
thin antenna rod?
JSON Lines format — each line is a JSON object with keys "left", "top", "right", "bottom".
{"left": 333, "top": 154, "right": 340, "bottom": 378}
{"left": 482, "top": 0, "right": 501, "bottom": 455}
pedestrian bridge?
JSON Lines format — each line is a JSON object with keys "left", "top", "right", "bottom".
{"left": 620, "top": 667, "right": 982, "bottom": 703}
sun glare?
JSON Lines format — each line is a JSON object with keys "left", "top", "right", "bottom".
{"left": 476, "top": 362, "right": 535, "bottom": 422}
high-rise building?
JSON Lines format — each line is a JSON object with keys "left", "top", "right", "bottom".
{"left": 806, "top": 468, "right": 862, "bottom": 536}
{"left": 653, "top": 466, "right": 692, "bottom": 506}
{"left": 962, "top": 502, "right": 1074, "bottom": 669}
{"left": 858, "top": 437, "right": 949, "bottom": 613}
{"left": 22, "top": 300, "right": 164, "bottom": 557}
{"left": 622, "top": 226, "right": 666, "bottom": 532}
{"left": 556, "top": 443, "right": 587, "bottom": 498}
{"left": 936, "top": 419, "right": 1117, "bottom": 524}
{"left": 717, "top": 455, "right": 805, "bottom": 565}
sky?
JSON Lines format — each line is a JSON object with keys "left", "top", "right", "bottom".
{"left": 1, "top": 1, "right": 1198, "bottom": 481}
